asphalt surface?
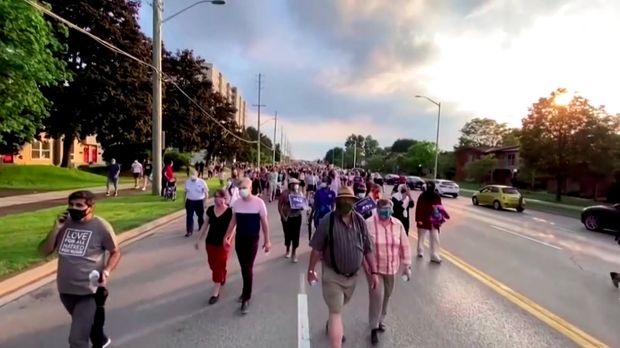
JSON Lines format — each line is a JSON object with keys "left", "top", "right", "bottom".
{"left": 0, "top": 190, "right": 617, "bottom": 347}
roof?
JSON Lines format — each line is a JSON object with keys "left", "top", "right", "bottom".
{"left": 456, "top": 145, "right": 519, "bottom": 154}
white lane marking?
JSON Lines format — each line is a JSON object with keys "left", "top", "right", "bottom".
{"left": 490, "top": 225, "right": 563, "bottom": 250}
{"left": 298, "top": 273, "right": 311, "bottom": 348}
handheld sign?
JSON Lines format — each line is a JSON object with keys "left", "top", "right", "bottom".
{"left": 289, "top": 194, "right": 307, "bottom": 210}
{"left": 354, "top": 196, "right": 376, "bottom": 216}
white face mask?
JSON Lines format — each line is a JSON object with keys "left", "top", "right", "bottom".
{"left": 293, "top": 184, "right": 299, "bottom": 191}
{"left": 358, "top": 193, "right": 365, "bottom": 198}
{"left": 190, "top": 175, "right": 197, "bottom": 181}
{"left": 239, "top": 188, "right": 250, "bottom": 198}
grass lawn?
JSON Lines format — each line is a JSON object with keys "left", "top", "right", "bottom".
{"left": 0, "top": 178, "right": 222, "bottom": 279}
{"left": 0, "top": 165, "right": 127, "bottom": 191}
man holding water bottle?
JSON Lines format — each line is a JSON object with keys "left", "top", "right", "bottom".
{"left": 364, "top": 199, "right": 412, "bottom": 345}
{"left": 39, "top": 190, "right": 121, "bottom": 348}
{"left": 307, "top": 186, "right": 378, "bottom": 348}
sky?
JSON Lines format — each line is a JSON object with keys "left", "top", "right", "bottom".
{"left": 138, "top": 0, "right": 620, "bottom": 160}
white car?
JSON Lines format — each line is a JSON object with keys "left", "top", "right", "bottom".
{"left": 432, "top": 179, "right": 460, "bottom": 198}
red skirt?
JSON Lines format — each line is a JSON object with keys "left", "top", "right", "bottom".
{"left": 206, "top": 244, "right": 230, "bottom": 284}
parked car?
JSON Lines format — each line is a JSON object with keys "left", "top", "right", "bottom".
{"left": 372, "top": 173, "right": 384, "bottom": 186}
{"left": 406, "top": 176, "right": 425, "bottom": 190}
{"left": 580, "top": 203, "right": 620, "bottom": 232}
{"left": 430, "top": 179, "right": 460, "bottom": 198}
{"left": 385, "top": 174, "right": 399, "bottom": 185}
{"left": 472, "top": 185, "right": 525, "bottom": 212}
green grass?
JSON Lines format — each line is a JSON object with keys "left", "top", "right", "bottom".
{"left": 0, "top": 178, "right": 222, "bottom": 278}
{"left": 0, "top": 165, "right": 119, "bottom": 191}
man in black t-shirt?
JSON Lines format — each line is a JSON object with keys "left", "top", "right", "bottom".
{"left": 142, "top": 159, "right": 153, "bottom": 191}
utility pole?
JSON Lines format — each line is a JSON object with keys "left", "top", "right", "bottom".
{"left": 280, "top": 126, "right": 284, "bottom": 163}
{"left": 253, "top": 73, "right": 265, "bottom": 169}
{"left": 151, "top": 0, "right": 163, "bottom": 195}
{"left": 272, "top": 111, "right": 277, "bottom": 165}
{"left": 353, "top": 139, "right": 357, "bottom": 168}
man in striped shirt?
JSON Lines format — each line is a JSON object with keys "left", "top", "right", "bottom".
{"left": 364, "top": 199, "right": 412, "bottom": 345}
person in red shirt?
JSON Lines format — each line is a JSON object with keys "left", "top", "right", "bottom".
{"left": 161, "top": 161, "right": 176, "bottom": 196}
{"left": 415, "top": 181, "right": 443, "bottom": 263}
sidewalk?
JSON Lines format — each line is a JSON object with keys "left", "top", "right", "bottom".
{"left": 0, "top": 183, "right": 135, "bottom": 209}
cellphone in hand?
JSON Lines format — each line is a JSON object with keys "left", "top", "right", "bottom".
{"left": 58, "top": 210, "right": 69, "bottom": 223}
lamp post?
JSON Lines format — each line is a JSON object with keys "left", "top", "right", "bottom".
{"left": 415, "top": 95, "right": 441, "bottom": 180}
{"left": 151, "top": 0, "right": 225, "bottom": 195}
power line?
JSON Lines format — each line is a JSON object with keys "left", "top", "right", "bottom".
{"left": 24, "top": 0, "right": 255, "bottom": 145}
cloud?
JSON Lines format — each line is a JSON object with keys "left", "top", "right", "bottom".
{"left": 137, "top": 0, "right": 620, "bottom": 160}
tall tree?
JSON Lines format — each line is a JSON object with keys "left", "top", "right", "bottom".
{"left": 0, "top": 0, "right": 68, "bottom": 153}
{"left": 390, "top": 138, "right": 417, "bottom": 153}
{"left": 163, "top": 49, "right": 213, "bottom": 152}
{"left": 520, "top": 88, "right": 604, "bottom": 201}
{"left": 324, "top": 147, "right": 344, "bottom": 165}
{"left": 43, "top": 0, "right": 152, "bottom": 167}
{"left": 404, "top": 141, "right": 436, "bottom": 174}
{"left": 458, "top": 117, "right": 511, "bottom": 148}
{"left": 363, "top": 135, "right": 379, "bottom": 157}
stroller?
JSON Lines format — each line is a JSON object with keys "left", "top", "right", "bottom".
{"left": 164, "top": 179, "right": 177, "bottom": 201}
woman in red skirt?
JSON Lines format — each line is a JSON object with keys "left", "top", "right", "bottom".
{"left": 195, "top": 189, "right": 233, "bottom": 304}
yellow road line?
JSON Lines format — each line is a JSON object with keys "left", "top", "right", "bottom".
{"left": 411, "top": 236, "right": 609, "bottom": 348}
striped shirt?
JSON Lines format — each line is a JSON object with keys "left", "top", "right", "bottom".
{"left": 310, "top": 212, "right": 373, "bottom": 275}
{"left": 366, "top": 216, "right": 411, "bottom": 275}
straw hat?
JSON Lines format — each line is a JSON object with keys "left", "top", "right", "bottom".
{"left": 336, "top": 186, "right": 356, "bottom": 199}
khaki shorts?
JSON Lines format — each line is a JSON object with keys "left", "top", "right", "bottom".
{"left": 321, "top": 265, "right": 358, "bottom": 314}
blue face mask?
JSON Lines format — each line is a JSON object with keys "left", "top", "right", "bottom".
{"left": 378, "top": 209, "right": 392, "bottom": 220}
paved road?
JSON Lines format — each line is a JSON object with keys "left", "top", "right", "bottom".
{"left": 0, "top": 193, "right": 617, "bottom": 347}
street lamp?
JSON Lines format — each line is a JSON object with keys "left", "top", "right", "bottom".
{"left": 415, "top": 95, "right": 441, "bottom": 180}
{"left": 151, "top": 0, "right": 225, "bottom": 195}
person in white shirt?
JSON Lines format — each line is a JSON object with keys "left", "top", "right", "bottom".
{"left": 131, "top": 160, "right": 143, "bottom": 189}
{"left": 268, "top": 169, "right": 279, "bottom": 203}
{"left": 185, "top": 169, "right": 209, "bottom": 237}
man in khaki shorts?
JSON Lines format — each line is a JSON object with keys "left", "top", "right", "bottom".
{"left": 308, "top": 186, "right": 379, "bottom": 348}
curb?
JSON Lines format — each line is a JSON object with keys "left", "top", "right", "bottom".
{"left": 0, "top": 208, "right": 185, "bottom": 306}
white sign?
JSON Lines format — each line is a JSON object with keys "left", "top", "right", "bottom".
{"left": 58, "top": 229, "right": 92, "bottom": 257}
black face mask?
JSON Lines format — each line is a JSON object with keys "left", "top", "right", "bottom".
{"left": 68, "top": 208, "right": 88, "bottom": 221}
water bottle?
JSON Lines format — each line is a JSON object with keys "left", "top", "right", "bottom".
{"left": 401, "top": 269, "right": 412, "bottom": 282}
{"left": 309, "top": 270, "right": 318, "bottom": 286}
{"left": 89, "top": 270, "right": 100, "bottom": 288}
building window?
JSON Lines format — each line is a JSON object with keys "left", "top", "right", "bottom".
{"left": 31, "top": 140, "right": 51, "bottom": 159}
{"left": 507, "top": 153, "right": 516, "bottom": 166}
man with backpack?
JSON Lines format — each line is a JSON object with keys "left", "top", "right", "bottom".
{"left": 307, "top": 186, "right": 378, "bottom": 348}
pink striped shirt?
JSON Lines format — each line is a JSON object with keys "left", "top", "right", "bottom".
{"left": 365, "top": 216, "right": 412, "bottom": 275}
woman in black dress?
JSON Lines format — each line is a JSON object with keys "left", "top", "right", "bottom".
{"left": 195, "top": 189, "right": 233, "bottom": 304}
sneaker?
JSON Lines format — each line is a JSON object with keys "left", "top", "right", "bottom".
{"left": 417, "top": 253, "right": 423, "bottom": 258}
{"left": 292, "top": 257, "right": 298, "bottom": 263}
{"left": 285, "top": 251, "right": 291, "bottom": 259}
{"left": 105, "top": 192, "right": 110, "bottom": 197}
{"left": 241, "top": 301, "right": 250, "bottom": 315}
{"left": 114, "top": 192, "right": 118, "bottom": 197}
{"left": 102, "top": 338, "right": 112, "bottom": 348}
{"left": 371, "top": 329, "right": 379, "bottom": 345}
{"left": 611, "top": 272, "right": 619, "bottom": 289}
{"left": 430, "top": 257, "right": 442, "bottom": 264}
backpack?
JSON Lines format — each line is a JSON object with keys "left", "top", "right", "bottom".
{"left": 430, "top": 205, "right": 446, "bottom": 226}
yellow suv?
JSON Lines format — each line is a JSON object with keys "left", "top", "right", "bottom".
{"left": 472, "top": 185, "right": 525, "bottom": 212}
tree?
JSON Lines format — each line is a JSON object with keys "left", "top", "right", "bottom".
{"left": 437, "top": 151, "right": 456, "bottom": 179}
{"left": 0, "top": 0, "right": 68, "bottom": 153}
{"left": 324, "top": 147, "right": 344, "bottom": 165}
{"left": 458, "top": 118, "right": 512, "bottom": 148}
{"left": 163, "top": 49, "right": 213, "bottom": 152}
{"left": 403, "top": 141, "right": 435, "bottom": 174}
{"left": 363, "top": 135, "right": 380, "bottom": 157}
{"left": 390, "top": 138, "right": 417, "bottom": 153}
{"left": 245, "top": 126, "right": 274, "bottom": 165}
{"left": 520, "top": 88, "right": 605, "bottom": 201}
{"left": 43, "top": 0, "right": 152, "bottom": 167}
{"left": 502, "top": 128, "right": 521, "bottom": 146}
{"left": 465, "top": 155, "right": 497, "bottom": 183}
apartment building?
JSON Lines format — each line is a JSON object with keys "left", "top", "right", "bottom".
{"left": 1, "top": 134, "right": 104, "bottom": 166}
{"left": 204, "top": 63, "right": 246, "bottom": 128}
